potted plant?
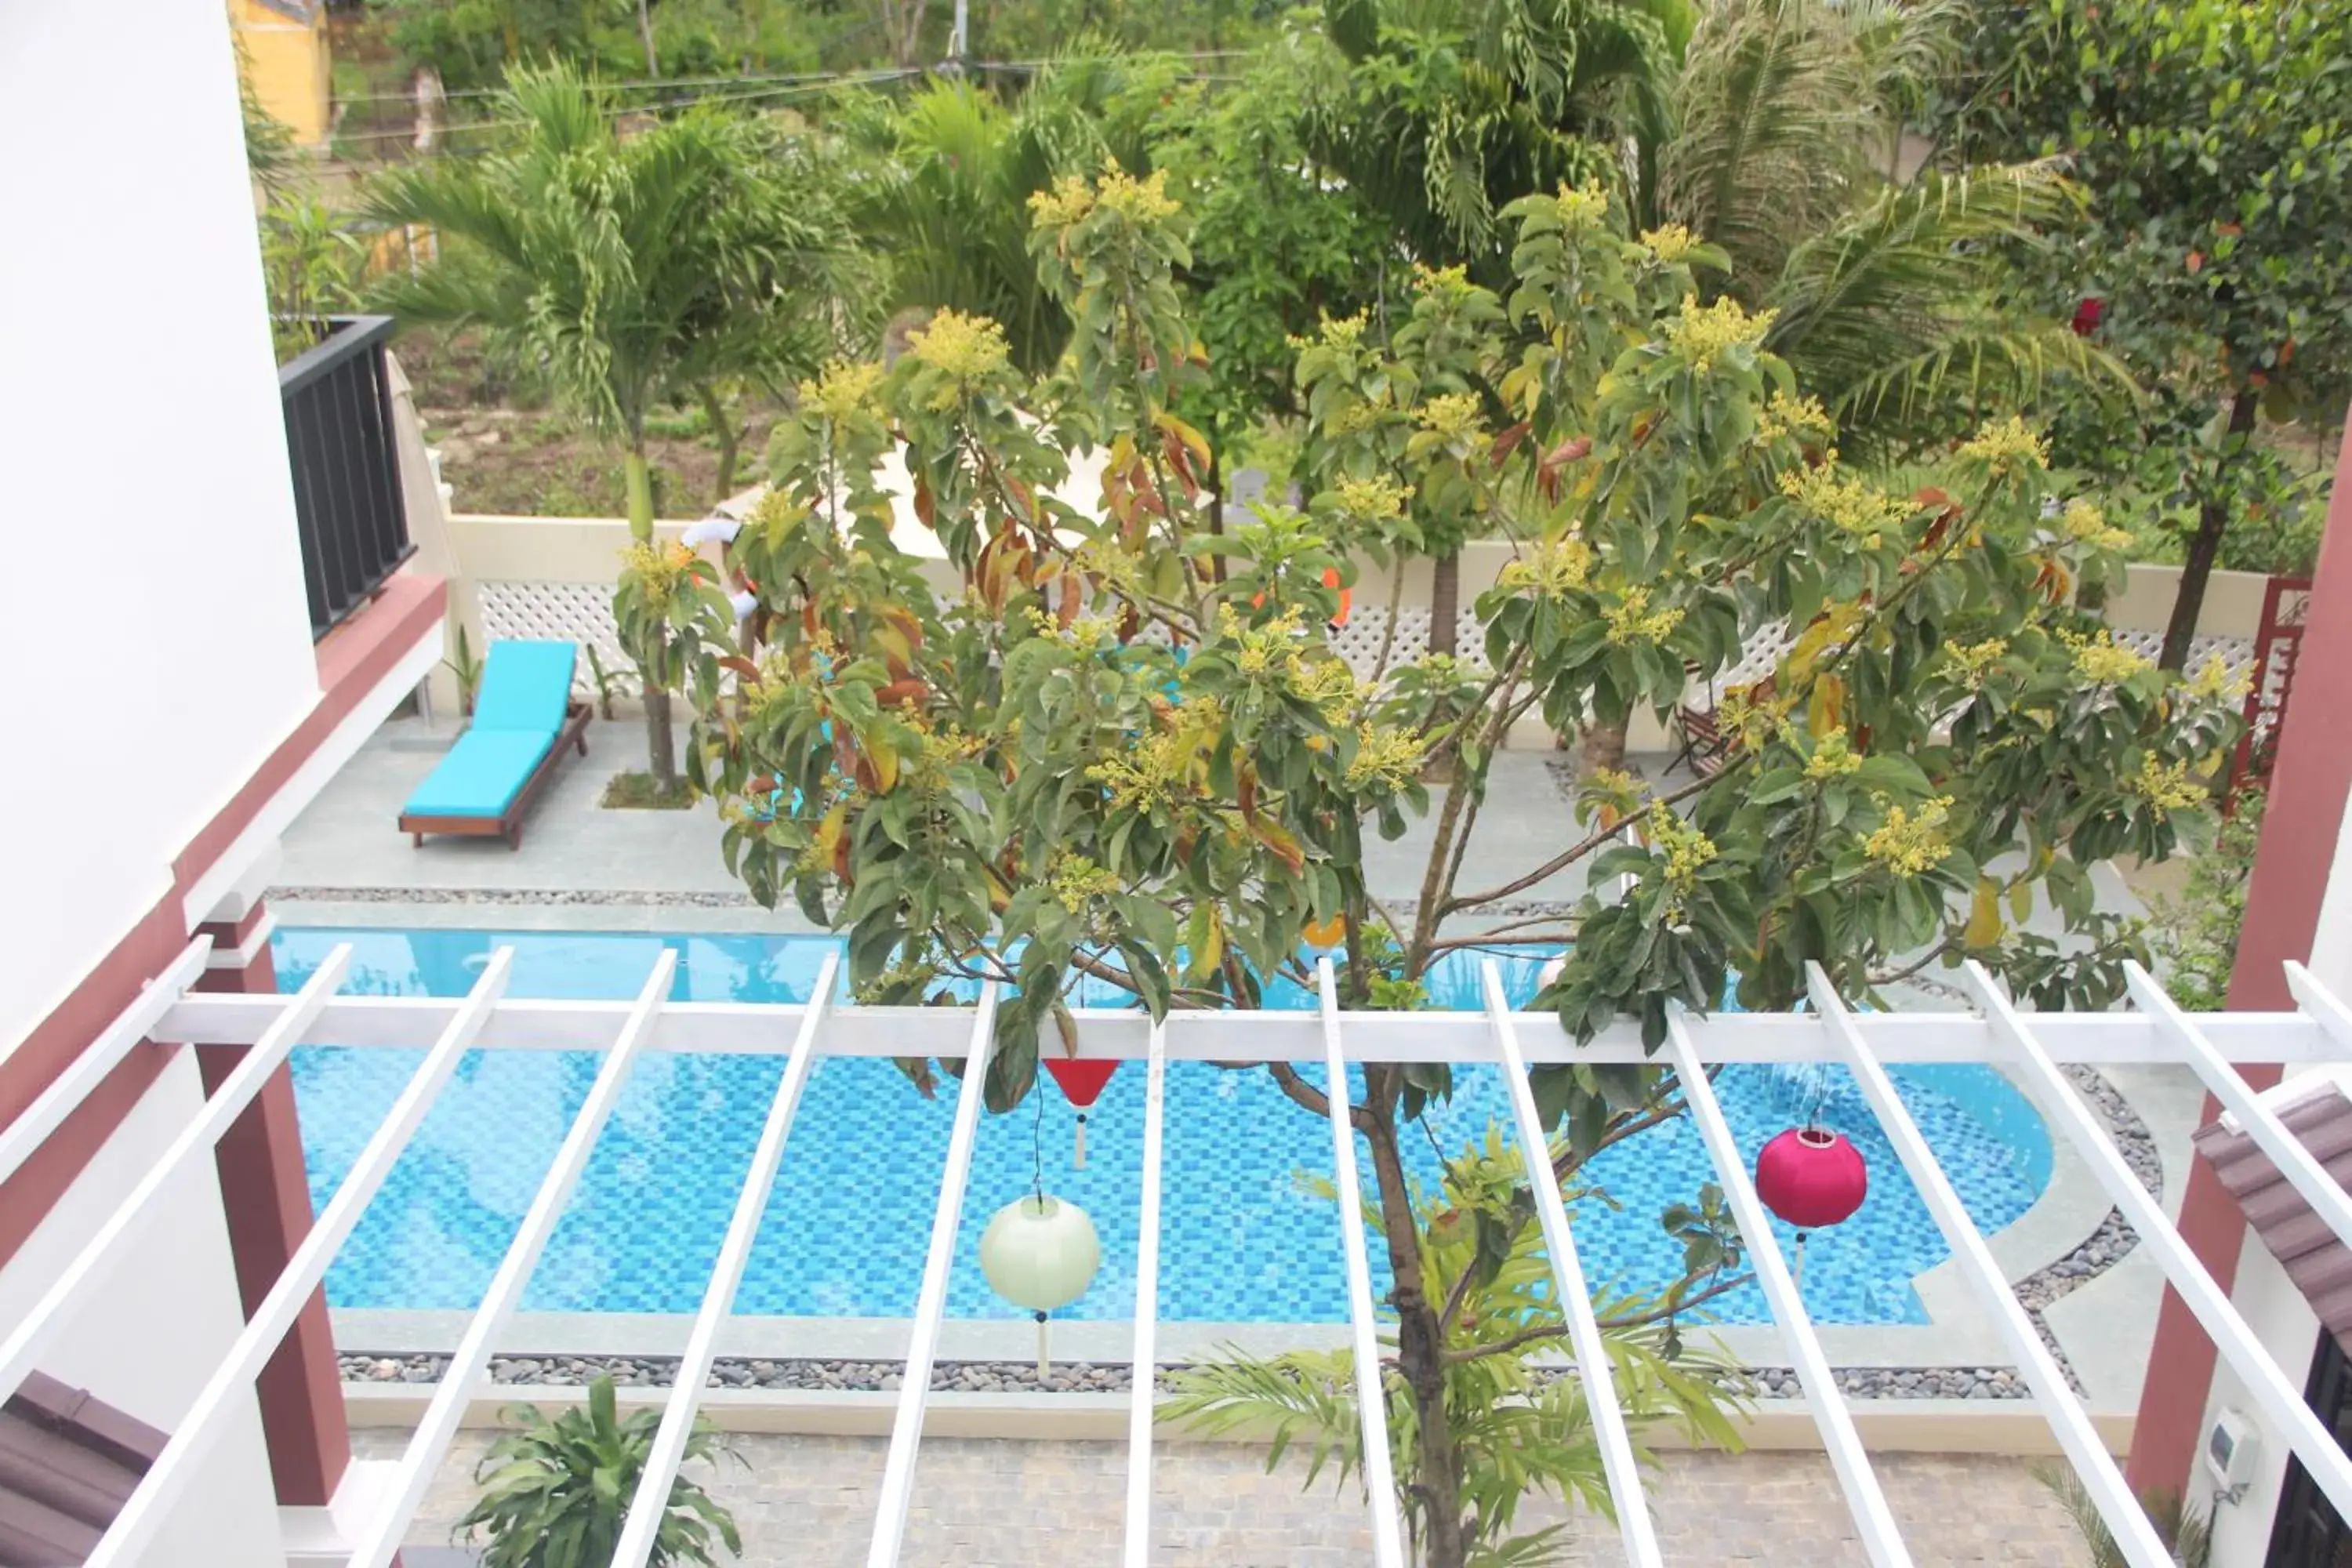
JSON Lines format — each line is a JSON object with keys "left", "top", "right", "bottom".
{"left": 456, "top": 1376, "right": 742, "bottom": 1567}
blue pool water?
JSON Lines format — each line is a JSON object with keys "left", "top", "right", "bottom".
{"left": 277, "top": 928, "right": 2051, "bottom": 1326}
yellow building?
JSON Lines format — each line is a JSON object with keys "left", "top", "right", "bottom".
{"left": 228, "top": 0, "right": 331, "bottom": 148}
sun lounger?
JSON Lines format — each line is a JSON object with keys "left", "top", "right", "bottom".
{"left": 397, "top": 639, "right": 590, "bottom": 849}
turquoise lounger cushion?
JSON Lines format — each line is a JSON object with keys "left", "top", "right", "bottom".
{"left": 471, "top": 641, "right": 577, "bottom": 735}
{"left": 404, "top": 729, "right": 557, "bottom": 818}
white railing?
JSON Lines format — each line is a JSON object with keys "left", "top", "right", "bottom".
{"left": 21, "top": 941, "right": 2352, "bottom": 1564}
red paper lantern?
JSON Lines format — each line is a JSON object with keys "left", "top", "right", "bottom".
{"left": 1044, "top": 1059, "right": 1118, "bottom": 1169}
{"left": 1755, "top": 1127, "right": 1868, "bottom": 1230}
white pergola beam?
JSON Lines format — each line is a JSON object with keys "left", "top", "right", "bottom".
{"left": 154, "top": 992, "right": 2342, "bottom": 1067}
{"left": 1480, "top": 962, "right": 1661, "bottom": 1567}
{"left": 1805, "top": 964, "right": 2172, "bottom": 1568}
{"left": 0, "top": 944, "right": 353, "bottom": 1407}
{"left": 1122, "top": 1018, "right": 1170, "bottom": 1568}
{"left": 866, "top": 983, "right": 1001, "bottom": 1568}
{"left": 1661, "top": 1009, "right": 1911, "bottom": 1568}
{"left": 1316, "top": 960, "right": 1407, "bottom": 1568}
{"left": 87, "top": 949, "right": 517, "bottom": 1568}
{"left": 1966, "top": 961, "right": 2352, "bottom": 1523}
{"left": 610, "top": 952, "right": 841, "bottom": 1568}
{"left": 0, "top": 937, "right": 214, "bottom": 1189}
{"left": 2125, "top": 960, "right": 2352, "bottom": 1261}
{"left": 2282, "top": 961, "right": 2352, "bottom": 1054}
{"left": 348, "top": 950, "right": 677, "bottom": 1568}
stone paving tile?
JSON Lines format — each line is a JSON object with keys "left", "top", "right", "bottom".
{"left": 353, "top": 1431, "right": 2082, "bottom": 1566}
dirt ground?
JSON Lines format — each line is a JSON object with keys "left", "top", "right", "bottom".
{"left": 394, "top": 327, "right": 779, "bottom": 517}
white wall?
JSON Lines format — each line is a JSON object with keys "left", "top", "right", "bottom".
{"left": 0, "top": 1050, "right": 286, "bottom": 1566}
{"left": 0, "top": 1, "right": 321, "bottom": 1053}
{"left": 2198, "top": 768, "right": 2352, "bottom": 1564}
{"left": 2201, "top": 1225, "right": 2322, "bottom": 1566}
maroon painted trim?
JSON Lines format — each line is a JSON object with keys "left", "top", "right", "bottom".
{"left": 195, "top": 904, "right": 272, "bottom": 949}
{"left": 2129, "top": 407, "right": 2352, "bottom": 1496}
{"left": 0, "top": 569, "right": 444, "bottom": 1512}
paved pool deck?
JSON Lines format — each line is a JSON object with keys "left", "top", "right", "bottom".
{"left": 274, "top": 710, "right": 1610, "bottom": 924}
{"left": 353, "top": 1430, "right": 2085, "bottom": 1566}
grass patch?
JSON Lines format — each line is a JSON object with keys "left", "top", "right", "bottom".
{"left": 601, "top": 771, "right": 698, "bottom": 811}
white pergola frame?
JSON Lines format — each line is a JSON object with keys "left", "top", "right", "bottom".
{"left": 29, "top": 938, "right": 2352, "bottom": 1565}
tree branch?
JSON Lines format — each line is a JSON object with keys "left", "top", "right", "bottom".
{"left": 1447, "top": 768, "right": 1731, "bottom": 915}
{"left": 1269, "top": 1062, "right": 1377, "bottom": 1133}
{"left": 1594, "top": 1271, "right": 1755, "bottom": 1331}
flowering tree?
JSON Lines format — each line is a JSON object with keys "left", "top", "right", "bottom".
{"left": 683, "top": 168, "right": 2238, "bottom": 1565}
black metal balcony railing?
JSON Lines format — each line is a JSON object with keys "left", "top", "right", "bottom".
{"left": 278, "top": 315, "right": 413, "bottom": 641}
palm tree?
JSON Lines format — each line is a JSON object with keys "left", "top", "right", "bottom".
{"left": 834, "top": 50, "right": 1162, "bottom": 374}
{"left": 365, "top": 63, "right": 862, "bottom": 788}
{"left": 1655, "top": 0, "right": 2111, "bottom": 441}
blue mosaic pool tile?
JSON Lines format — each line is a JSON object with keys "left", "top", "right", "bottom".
{"left": 278, "top": 929, "right": 2051, "bottom": 1326}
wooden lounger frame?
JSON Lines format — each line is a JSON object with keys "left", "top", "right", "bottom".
{"left": 399, "top": 700, "right": 593, "bottom": 850}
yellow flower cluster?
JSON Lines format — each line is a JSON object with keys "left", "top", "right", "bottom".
{"left": 1648, "top": 800, "right": 1719, "bottom": 921}
{"left": 1666, "top": 293, "right": 1777, "bottom": 373}
{"left": 2060, "top": 628, "right": 2153, "bottom": 686}
{"left": 1315, "top": 310, "right": 1370, "bottom": 352}
{"left": 1218, "top": 604, "right": 1308, "bottom": 677}
{"left": 1087, "top": 732, "right": 1192, "bottom": 812}
{"left": 1027, "top": 173, "right": 1095, "bottom": 229}
{"left": 1411, "top": 262, "right": 1473, "bottom": 299}
{"left": 2129, "top": 755, "right": 2206, "bottom": 822}
{"left": 1328, "top": 399, "right": 1391, "bottom": 437}
{"left": 1805, "top": 728, "right": 1865, "bottom": 780}
{"left": 2060, "top": 499, "right": 2136, "bottom": 552}
{"left": 622, "top": 539, "right": 699, "bottom": 595}
{"left": 1956, "top": 416, "right": 2051, "bottom": 474}
{"left": 1753, "top": 390, "right": 1835, "bottom": 445}
{"left": 1049, "top": 855, "right": 1123, "bottom": 913}
{"left": 1414, "top": 392, "right": 1486, "bottom": 445}
{"left": 1777, "top": 460, "right": 1909, "bottom": 546}
{"left": 1864, "top": 796, "right": 1955, "bottom": 877}
{"left": 1604, "top": 586, "right": 1684, "bottom": 644}
{"left": 1548, "top": 180, "right": 1610, "bottom": 230}
{"left": 1345, "top": 724, "right": 1428, "bottom": 792}
{"left": 906, "top": 310, "right": 1010, "bottom": 400}
{"left": 1332, "top": 474, "right": 1411, "bottom": 523}
{"left": 1094, "top": 163, "right": 1181, "bottom": 223}
{"left": 1718, "top": 684, "right": 1793, "bottom": 752}
{"left": 804, "top": 359, "right": 885, "bottom": 423}
{"left": 1284, "top": 652, "right": 1362, "bottom": 718}
{"left": 1943, "top": 637, "right": 2010, "bottom": 686}
{"left": 1639, "top": 224, "right": 1696, "bottom": 263}
{"left": 1496, "top": 537, "right": 1597, "bottom": 598}
{"left": 2186, "top": 652, "right": 2251, "bottom": 703}
{"left": 1025, "top": 605, "right": 1116, "bottom": 654}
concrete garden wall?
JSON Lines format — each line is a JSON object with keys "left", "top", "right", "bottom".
{"left": 420, "top": 503, "right": 2276, "bottom": 753}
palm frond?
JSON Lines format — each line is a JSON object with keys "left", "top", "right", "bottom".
{"left": 1763, "top": 162, "right": 2127, "bottom": 446}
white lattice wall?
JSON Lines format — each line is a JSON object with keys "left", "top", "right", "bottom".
{"left": 472, "top": 575, "right": 2262, "bottom": 717}
{"left": 477, "top": 581, "right": 635, "bottom": 695}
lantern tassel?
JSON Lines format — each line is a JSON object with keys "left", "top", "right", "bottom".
{"left": 1074, "top": 1112, "right": 1087, "bottom": 1171}
{"left": 1794, "top": 1231, "right": 1808, "bottom": 1293}
{"left": 1036, "top": 1310, "right": 1051, "bottom": 1378}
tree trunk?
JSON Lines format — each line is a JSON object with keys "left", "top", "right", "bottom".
{"left": 1363, "top": 1096, "right": 1469, "bottom": 1568}
{"left": 699, "top": 384, "right": 739, "bottom": 503}
{"left": 1428, "top": 550, "right": 1461, "bottom": 659}
{"left": 636, "top": 0, "right": 659, "bottom": 76}
{"left": 624, "top": 449, "right": 680, "bottom": 789}
{"left": 1578, "top": 721, "right": 1628, "bottom": 777}
{"left": 2161, "top": 389, "right": 2259, "bottom": 672}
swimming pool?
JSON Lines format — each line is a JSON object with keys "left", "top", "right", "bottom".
{"left": 277, "top": 928, "right": 2053, "bottom": 1327}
